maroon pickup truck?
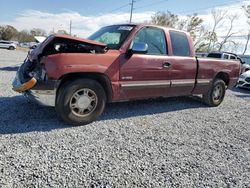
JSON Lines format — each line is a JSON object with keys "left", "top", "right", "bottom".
{"left": 12, "top": 24, "right": 240, "bottom": 125}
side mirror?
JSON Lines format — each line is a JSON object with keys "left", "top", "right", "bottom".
{"left": 131, "top": 42, "right": 148, "bottom": 54}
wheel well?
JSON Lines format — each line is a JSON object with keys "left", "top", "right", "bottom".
{"left": 214, "top": 72, "right": 230, "bottom": 86}
{"left": 57, "top": 73, "right": 113, "bottom": 102}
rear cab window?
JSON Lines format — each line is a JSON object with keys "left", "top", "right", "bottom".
{"left": 169, "top": 31, "right": 190, "bottom": 56}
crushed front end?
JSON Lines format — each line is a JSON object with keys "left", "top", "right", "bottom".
{"left": 12, "top": 34, "right": 107, "bottom": 106}
{"left": 12, "top": 55, "right": 58, "bottom": 106}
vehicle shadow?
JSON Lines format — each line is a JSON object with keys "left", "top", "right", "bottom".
{"left": 0, "top": 96, "right": 69, "bottom": 134}
{"left": 0, "top": 95, "right": 206, "bottom": 134}
{"left": 0, "top": 66, "right": 19, "bottom": 72}
{"left": 100, "top": 96, "right": 206, "bottom": 121}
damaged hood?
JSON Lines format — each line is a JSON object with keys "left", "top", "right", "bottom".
{"left": 28, "top": 34, "right": 107, "bottom": 62}
{"left": 53, "top": 34, "right": 107, "bottom": 47}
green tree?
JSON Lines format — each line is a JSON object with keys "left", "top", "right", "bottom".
{"left": 57, "top": 30, "right": 69, "bottom": 35}
{"left": 0, "top": 25, "right": 18, "bottom": 40}
{"left": 18, "top": 30, "right": 35, "bottom": 42}
{"left": 178, "top": 14, "right": 211, "bottom": 51}
{"left": 151, "top": 11, "right": 179, "bottom": 28}
{"left": 30, "top": 28, "right": 47, "bottom": 36}
{"left": 0, "top": 26, "right": 3, "bottom": 39}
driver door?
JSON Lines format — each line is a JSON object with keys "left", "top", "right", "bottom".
{"left": 119, "top": 27, "right": 172, "bottom": 100}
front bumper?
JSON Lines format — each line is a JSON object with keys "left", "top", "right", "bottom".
{"left": 12, "top": 76, "right": 37, "bottom": 92}
{"left": 12, "top": 70, "right": 58, "bottom": 107}
{"left": 238, "top": 77, "right": 250, "bottom": 89}
{"left": 23, "top": 89, "right": 56, "bottom": 107}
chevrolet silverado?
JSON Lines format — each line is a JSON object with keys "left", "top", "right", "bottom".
{"left": 12, "top": 24, "right": 241, "bottom": 125}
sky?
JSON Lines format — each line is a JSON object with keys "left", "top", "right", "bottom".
{"left": 0, "top": 0, "right": 250, "bottom": 53}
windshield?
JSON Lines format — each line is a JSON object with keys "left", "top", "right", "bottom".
{"left": 88, "top": 25, "right": 134, "bottom": 50}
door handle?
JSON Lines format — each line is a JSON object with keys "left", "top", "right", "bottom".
{"left": 162, "top": 62, "right": 171, "bottom": 69}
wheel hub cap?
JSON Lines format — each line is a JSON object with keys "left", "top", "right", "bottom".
{"left": 213, "top": 85, "right": 222, "bottom": 101}
{"left": 77, "top": 96, "right": 91, "bottom": 109}
{"left": 70, "top": 88, "right": 98, "bottom": 117}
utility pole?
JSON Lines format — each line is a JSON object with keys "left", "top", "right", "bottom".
{"left": 130, "top": 0, "right": 135, "bottom": 23}
{"left": 69, "top": 20, "right": 72, "bottom": 35}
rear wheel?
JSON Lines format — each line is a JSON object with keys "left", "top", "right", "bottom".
{"left": 56, "top": 79, "right": 106, "bottom": 125}
{"left": 202, "top": 79, "right": 226, "bottom": 107}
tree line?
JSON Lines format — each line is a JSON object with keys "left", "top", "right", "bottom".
{"left": 0, "top": 26, "right": 48, "bottom": 42}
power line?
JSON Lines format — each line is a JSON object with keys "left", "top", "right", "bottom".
{"left": 135, "top": 0, "right": 168, "bottom": 10}
{"left": 176, "top": 0, "right": 244, "bottom": 14}
{"left": 108, "top": 3, "right": 131, "bottom": 13}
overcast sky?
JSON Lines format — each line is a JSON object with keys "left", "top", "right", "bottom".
{"left": 0, "top": 0, "right": 249, "bottom": 53}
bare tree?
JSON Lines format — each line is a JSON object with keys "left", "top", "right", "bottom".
{"left": 243, "top": 31, "right": 250, "bottom": 55}
{"left": 216, "top": 14, "right": 239, "bottom": 51}
{"left": 242, "top": 5, "right": 250, "bottom": 55}
{"left": 220, "top": 40, "right": 240, "bottom": 53}
{"left": 207, "top": 9, "right": 228, "bottom": 51}
{"left": 193, "top": 26, "right": 211, "bottom": 50}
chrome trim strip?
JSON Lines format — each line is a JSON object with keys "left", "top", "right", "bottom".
{"left": 171, "top": 80, "right": 195, "bottom": 87}
{"left": 121, "top": 79, "right": 211, "bottom": 90}
{"left": 121, "top": 81, "right": 170, "bottom": 90}
{"left": 197, "top": 79, "right": 211, "bottom": 86}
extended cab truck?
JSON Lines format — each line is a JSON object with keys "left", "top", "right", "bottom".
{"left": 12, "top": 24, "right": 241, "bottom": 125}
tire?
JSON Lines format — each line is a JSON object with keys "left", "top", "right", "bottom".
{"left": 202, "top": 79, "right": 226, "bottom": 107}
{"left": 8, "top": 46, "right": 15, "bottom": 50}
{"left": 55, "top": 79, "right": 106, "bottom": 126}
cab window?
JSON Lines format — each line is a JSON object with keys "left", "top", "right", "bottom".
{"left": 170, "top": 31, "right": 190, "bottom": 57}
{"left": 133, "top": 27, "right": 167, "bottom": 55}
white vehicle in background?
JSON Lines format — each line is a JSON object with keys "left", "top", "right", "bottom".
{"left": 0, "top": 40, "right": 17, "bottom": 50}
{"left": 30, "top": 36, "right": 46, "bottom": 49}
{"left": 239, "top": 55, "right": 250, "bottom": 72}
{"left": 238, "top": 70, "right": 250, "bottom": 89}
{"left": 18, "top": 36, "right": 47, "bottom": 49}
{"left": 207, "top": 52, "right": 250, "bottom": 73}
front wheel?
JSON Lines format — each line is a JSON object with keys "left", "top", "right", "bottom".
{"left": 56, "top": 79, "right": 106, "bottom": 126}
{"left": 202, "top": 79, "right": 226, "bottom": 107}
{"left": 8, "top": 46, "right": 15, "bottom": 50}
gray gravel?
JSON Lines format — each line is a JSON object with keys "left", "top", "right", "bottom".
{"left": 0, "top": 48, "right": 250, "bottom": 187}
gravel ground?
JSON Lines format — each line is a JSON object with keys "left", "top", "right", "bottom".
{"left": 0, "top": 49, "right": 250, "bottom": 187}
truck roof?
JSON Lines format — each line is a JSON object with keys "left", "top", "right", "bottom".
{"left": 102, "top": 23, "right": 191, "bottom": 35}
